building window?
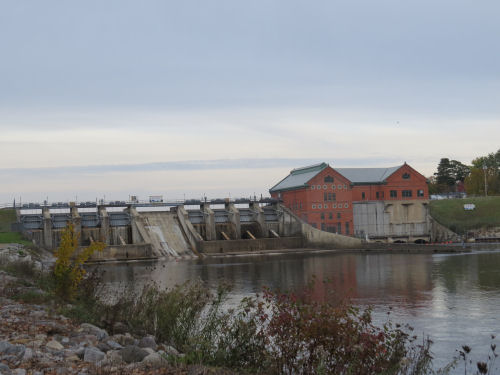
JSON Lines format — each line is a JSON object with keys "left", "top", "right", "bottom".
{"left": 333, "top": 203, "right": 337, "bottom": 208}
{"left": 312, "top": 223, "right": 317, "bottom": 229}
{"left": 311, "top": 185, "right": 315, "bottom": 190}
{"left": 338, "top": 184, "right": 342, "bottom": 189}
{"left": 402, "top": 173, "right": 410, "bottom": 179}
{"left": 376, "top": 192, "right": 379, "bottom": 199}
{"left": 337, "top": 222, "right": 342, "bottom": 234}
{"left": 317, "top": 185, "right": 321, "bottom": 189}
{"left": 321, "top": 212, "right": 325, "bottom": 220}
{"left": 345, "top": 222, "right": 350, "bottom": 235}
{"left": 343, "top": 184, "right": 347, "bottom": 189}
{"left": 337, "top": 212, "right": 341, "bottom": 219}
{"left": 324, "top": 175, "right": 334, "bottom": 183}
{"left": 390, "top": 190, "right": 397, "bottom": 198}
{"left": 325, "top": 192, "right": 336, "bottom": 201}
{"left": 321, "top": 223, "right": 326, "bottom": 231}
{"left": 312, "top": 204, "right": 316, "bottom": 209}
{"left": 300, "top": 202, "right": 303, "bottom": 209}
{"left": 332, "top": 184, "right": 336, "bottom": 190}
{"left": 324, "top": 204, "right": 328, "bottom": 209}
{"left": 318, "top": 204, "right": 322, "bottom": 209}
{"left": 362, "top": 192, "right": 366, "bottom": 200}
{"left": 417, "top": 189, "right": 424, "bottom": 197}
{"left": 323, "top": 185, "right": 327, "bottom": 190}
{"left": 402, "top": 190, "right": 412, "bottom": 198}
{"left": 329, "top": 212, "right": 333, "bottom": 219}
{"left": 344, "top": 203, "right": 349, "bottom": 208}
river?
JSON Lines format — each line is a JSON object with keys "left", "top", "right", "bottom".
{"left": 97, "top": 249, "right": 500, "bottom": 372}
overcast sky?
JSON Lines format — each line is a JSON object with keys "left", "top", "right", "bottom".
{"left": 1, "top": 0, "right": 499, "bottom": 203}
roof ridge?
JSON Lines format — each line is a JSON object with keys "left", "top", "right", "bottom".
{"left": 291, "top": 162, "right": 327, "bottom": 175}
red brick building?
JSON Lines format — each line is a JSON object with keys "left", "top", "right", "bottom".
{"left": 269, "top": 162, "right": 429, "bottom": 236}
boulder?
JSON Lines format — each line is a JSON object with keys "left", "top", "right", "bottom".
{"left": 21, "top": 348, "right": 33, "bottom": 362}
{"left": 104, "top": 350, "right": 124, "bottom": 366}
{"left": 138, "top": 336, "right": 157, "bottom": 351}
{"left": 83, "top": 347, "right": 105, "bottom": 363}
{"left": 0, "top": 363, "right": 11, "bottom": 375}
{"left": 75, "top": 347, "right": 86, "bottom": 359}
{"left": 119, "top": 345, "right": 149, "bottom": 363}
{"left": 0, "top": 342, "right": 25, "bottom": 360}
{"left": 113, "top": 334, "right": 135, "bottom": 347}
{"left": 164, "top": 345, "right": 180, "bottom": 356}
{"left": 46, "top": 340, "right": 64, "bottom": 351}
{"left": 96, "top": 342, "right": 111, "bottom": 353}
{"left": 0, "top": 341, "right": 13, "bottom": 354}
{"left": 106, "top": 340, "right": 123, "bottom": 350}
{"left": 141, "top": 352, "right": 167, "bottom": 369}
{"left": 79, "top": 323, "right": 108, "bottom": 341}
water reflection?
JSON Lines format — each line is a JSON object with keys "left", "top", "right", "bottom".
{"left": 95, "top": 249, "right": 500, "bottom": 373}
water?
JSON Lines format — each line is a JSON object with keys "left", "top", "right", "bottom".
{"left": 97, "top": 249, "right": 500, "bottom": 372}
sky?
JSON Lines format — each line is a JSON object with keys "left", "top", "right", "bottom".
{"left": 1, "top": 0, "right": 499, "bottom": 203}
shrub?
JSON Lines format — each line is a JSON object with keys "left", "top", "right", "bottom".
{"left": 53, "top": 223, "right": 105, "bottom": 301}
{"left": 75, "top": 278, "right": 434, "bottom": 374}
{"left": 258, "top": 286, "right": 413, "bottom": 375}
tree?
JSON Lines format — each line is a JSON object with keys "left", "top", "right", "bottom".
{"left": 434, "top": 158, "right": 471, "bottom": 193}
{"left": 53, "top": 223, "right": 106, "bottom": 300}
{"left": 427, "top": 175, "right": 440, "bottom": 195}
{"left": 469, "top": 149, "right": 500, "bottom": 195}
{"left": 449, "top": 160, "right": 470, "bottom": 182}
{"left": 464, "top": 168, "right": 485, "bottom": 195}
{"left": 434, "top": 158, "right": 455, "bottom": 192}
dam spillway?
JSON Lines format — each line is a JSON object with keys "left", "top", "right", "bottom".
{"left": 17, "top": 200, "right": 362, "bottom": 260}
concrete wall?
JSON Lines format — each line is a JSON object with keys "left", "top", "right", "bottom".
{"left": 86, "top": 244, "right": 154, "bottom": 261}
{"left": 278, "top": 204, "right": 362, "bottom": 248}
{"left": 301, "top": 223, "right": 362, "bottom": 249}
{"left": 353, "top": 200, "right": 431, "bottom": 242}
{"left": 175, "top": 206, "right": 203, "bottom": 253}
{"left": 198, "top": 237, "right": 304, "bottom": 254}
{"left": 430, "top": 218, "right": 461, "bottom": 242}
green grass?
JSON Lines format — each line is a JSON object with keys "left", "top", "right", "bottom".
{"left": 0, "top": 209, "right": 32, "bottom": 246}
{"left": 0, "top": 232, "right": 32, "bottom": 246}
{"left": 0, "top": 209, "right": 16, "bottom": 232}
{"left": 430, "top": 196, "right": 500, "bottom": 234}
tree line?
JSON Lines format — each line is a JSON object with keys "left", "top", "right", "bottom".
{"left": 429, "top": 149, "right": 500, "bottom": 195}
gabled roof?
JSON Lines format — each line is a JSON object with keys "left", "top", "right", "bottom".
{"left": 269, "top": 163, "right": 328, "bottom": 193}
{"left": 334, "top": 165, "right": 403, "bottom": 184}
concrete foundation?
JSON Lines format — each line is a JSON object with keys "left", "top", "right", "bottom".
{"left": 198, "top": 237, "right": 304, "bottom": 254}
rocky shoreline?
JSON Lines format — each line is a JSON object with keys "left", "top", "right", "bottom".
{"left": 0, "top": 244, "right": 234, "bottom": 375}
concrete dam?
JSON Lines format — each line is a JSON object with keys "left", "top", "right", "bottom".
{"left": 17, "top": 200, "right": 362, "bottom": 260}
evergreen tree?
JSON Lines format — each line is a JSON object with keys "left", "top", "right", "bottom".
{"left": 435, "top": 158, "right": 455, "bottom": 189}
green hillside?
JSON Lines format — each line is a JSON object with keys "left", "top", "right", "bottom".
{"left": 0, "top": 208, "right": 31, "bottom": 246}
{"left": 0, "top": 209, "right": 16, "bottom": 232}
{"left": 429, "top": 196, "right": 500, "bottom": 234}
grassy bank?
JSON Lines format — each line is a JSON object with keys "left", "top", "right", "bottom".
{"left": 0, "top": 208, "right": 16, "bottom": 232}
{"left": 430, "top": 196, "right": 500, "bottom": 234}
{"left": 0, "top": 208, "right": 32, "bottom": 246}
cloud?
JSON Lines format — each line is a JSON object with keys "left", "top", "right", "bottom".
{"left": 0, "top": 157, "right": 405, "bottom": 177}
